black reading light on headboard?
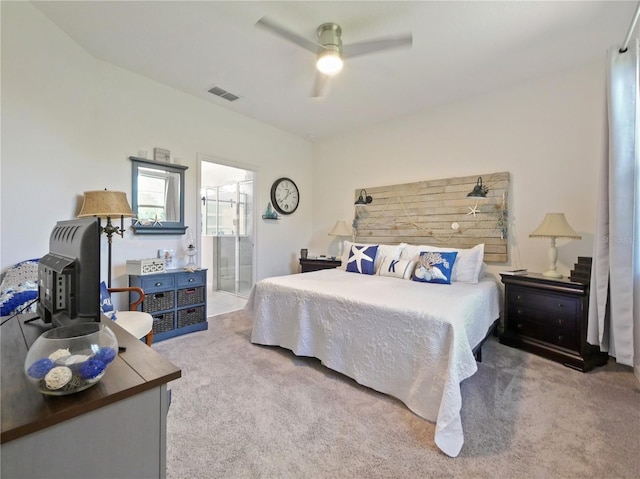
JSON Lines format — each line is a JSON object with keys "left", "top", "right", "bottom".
{"left": 467, "top": 177, "right": 489, "bottom": 198}
{"left": 354, "top": 189, "right": 373, "bottom": 206}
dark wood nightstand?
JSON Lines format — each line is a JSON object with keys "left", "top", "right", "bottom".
{"left": 499, "top": 273, "right": 608, "bottom": 372}
{"left": 299, "top": 257, "right": 341, "bottom": 273}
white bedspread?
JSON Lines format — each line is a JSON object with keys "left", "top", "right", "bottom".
{"left": 246, "top": 269, "right": 500, "bottom": 457}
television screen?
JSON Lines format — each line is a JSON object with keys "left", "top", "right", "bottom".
{"left": 36, "top": 217, "right": 101, "bottom": 327}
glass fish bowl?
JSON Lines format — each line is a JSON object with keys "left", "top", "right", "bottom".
{"left": 24, "top": 323, "right": 118, "bottom": 396}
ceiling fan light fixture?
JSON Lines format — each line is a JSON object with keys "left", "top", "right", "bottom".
{"left": 316, "top": 50, "right": 343, "bottom": 75}
{"left": 256, "top": 17, "right": 411, "bottom": 97}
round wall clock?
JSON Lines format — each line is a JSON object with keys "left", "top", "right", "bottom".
{"left": 270, "top": 177, "right": 300, "bottom": 215}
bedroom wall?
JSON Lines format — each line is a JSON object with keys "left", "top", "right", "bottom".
{"left": 310, "top": 60, "right": 605, "bottom": 280}
{"left": 1, "top": 2, "right": 313, "bottom": 287}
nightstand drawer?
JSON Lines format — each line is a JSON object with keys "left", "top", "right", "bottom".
{"left": 509, "top": 286, "right": 579, "bottom": 316}
{"left": 506, "top": 285, "right": 579, "bottom": 349}
{"left": 511, "top": 316, "right": 578, "bottom": 350}
{"left": 506, "top": 302, "right": 578, "bottom": 329}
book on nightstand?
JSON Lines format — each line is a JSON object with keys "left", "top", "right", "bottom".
{"left": 500, "top": 269, "right": 528, "bottom": 276}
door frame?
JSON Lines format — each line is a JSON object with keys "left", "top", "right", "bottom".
{"left": 197, "top": 153, "right": 257, "bottom": 296}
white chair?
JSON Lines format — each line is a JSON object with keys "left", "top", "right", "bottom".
{"left": 106, "top": 286, "right": 154, "bottom": 346}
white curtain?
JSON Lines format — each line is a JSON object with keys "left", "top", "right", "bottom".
{"left": 588, "top": 39, "right": 639, "bottom": 367}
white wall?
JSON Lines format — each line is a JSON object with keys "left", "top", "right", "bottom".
{"left": 1, "top": 2, "right": 313, "bottom": 290}
{"left": 311, "top": 60, "right": 606, "bottom": 279}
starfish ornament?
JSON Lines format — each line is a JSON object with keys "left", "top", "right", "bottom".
{"left": 467, "top": 202, "right": 479, "bottom": 217}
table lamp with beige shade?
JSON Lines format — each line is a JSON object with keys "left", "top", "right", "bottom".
{"left": 328, "top": 220, "right": 353, "bottom": 258}
{"left": 529, "top": 213, "right": 582, "bottom": 278}
{"left": 78, "top": 189, "right": 134, "bottom": 287}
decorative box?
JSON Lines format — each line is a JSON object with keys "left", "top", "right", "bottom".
{"left": 126, "top": 258, "right": 166, "bottom": 275}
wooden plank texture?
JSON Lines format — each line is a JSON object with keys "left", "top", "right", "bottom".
{"left": 354, "top": 172, "right": 509, "bottom": 262}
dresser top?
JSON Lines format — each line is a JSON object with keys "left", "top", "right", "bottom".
{"left": 1, "top": 315, "right": 181, "bottom": 444}
{"left": 500, "top": 272, "right": 588, "bottom": 294}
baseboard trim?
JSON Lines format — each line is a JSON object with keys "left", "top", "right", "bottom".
{"left": 635, "top": 365, "right": 640, "bottom": 385}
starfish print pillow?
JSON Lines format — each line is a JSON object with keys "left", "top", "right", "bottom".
{"left": 412, "top": 251, "right": 458, "bottom": 284}
{"left": 346, "top": 244, "right": 379, "bottom": 275}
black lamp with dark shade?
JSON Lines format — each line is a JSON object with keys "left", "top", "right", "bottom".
{"left": 467, "top": 177, "right": 489, "bottom": 198}
{"left": 355, "top": 189, "right": 373, "bottom": 206}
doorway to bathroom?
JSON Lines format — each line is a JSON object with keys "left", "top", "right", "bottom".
{"left": 199, "top": 158, "right": 254, "bottom": 316}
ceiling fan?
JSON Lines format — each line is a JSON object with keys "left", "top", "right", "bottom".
{"left": 256, "top": 16, "right": 412, "bottom": 97}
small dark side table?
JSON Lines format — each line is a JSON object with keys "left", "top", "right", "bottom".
{"left": 299, "top": 257, "right": 342, "bottom": 273}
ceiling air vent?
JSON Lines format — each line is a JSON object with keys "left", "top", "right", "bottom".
{"left": 207, "top": 86, "right": 240, "bottom": 102}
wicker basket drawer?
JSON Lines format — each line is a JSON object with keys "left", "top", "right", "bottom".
{"left": 177, "top": 305, "right": 205, "bottom": 328}
{"left": 177, "top": 286, "right": 205, "bottom": 307}
{"left": 143, "top": 290, "right": 175, "bottom": 314}
{"left": 151, "top": 311, "right": 175, "bottom": 334}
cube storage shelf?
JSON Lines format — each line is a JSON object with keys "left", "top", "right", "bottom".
{"left": 129, "top": 269, "right": 208, "bottom": 342}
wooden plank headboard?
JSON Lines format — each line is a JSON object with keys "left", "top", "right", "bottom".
{"left": 353, "top": 172, "right": 509, "bottom": 262}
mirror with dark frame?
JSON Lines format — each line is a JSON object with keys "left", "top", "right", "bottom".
{"left": 129, "top": 156, "right": 188, "bottom": 235}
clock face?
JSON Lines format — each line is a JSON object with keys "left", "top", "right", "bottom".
{"left": 270, "top": 177, "right": 299, "bottom": 215}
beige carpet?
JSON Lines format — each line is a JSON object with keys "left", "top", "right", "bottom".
{"left": 153, "top": 310, "right": 640, "bottom": 479}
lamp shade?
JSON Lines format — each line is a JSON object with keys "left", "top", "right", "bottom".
{"left": 328, "top": 220, "right": 352, "bottom": 237}
{"left": 78, "top": 190, "right": 134, "bottom": 218}
{"left": 529, "top": 213, "right": 581, "bottom": 239}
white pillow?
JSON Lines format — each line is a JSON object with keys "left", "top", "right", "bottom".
{"left": 377, "top": 257, "right": 416, "bottom": 280}
{"left": 400, "top": 243, "right": 485, "bottom": 284}
{"left": 340, "top": 241, "right": 407, "bottom": 272}
{"left": 479, "top": 262, "right": 488, "bottom": 279}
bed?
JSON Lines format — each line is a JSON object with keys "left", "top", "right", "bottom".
{"left": 245, "top": 242, "right": 500, "bottom": 457}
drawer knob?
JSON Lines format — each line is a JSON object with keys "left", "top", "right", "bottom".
{"left": 557, "top": 303, "right": 564, "bottom": 308}
{"left": 558, "top": 335, "right": 564, "bottom": 342}
{"left": 517, "top": 308, "right": 524, "bottom": 315}
{"left": 516, "top": 294, "right": 522, "bottom": 300}
{"left": 155, "top": 282, "right": 162, "bottom": 287}
{"left": 189, "top": 278, "right": 195, "bottom": 282}
{"left": 516, "top": 323, "right": 522, "bottom": 329}
{"left": 558, "top": 318, "right": 564, "bottom": 326}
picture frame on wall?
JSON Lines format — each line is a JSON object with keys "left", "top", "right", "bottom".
{"left": 154, "top": 147, "right": 170, "bottom": 163}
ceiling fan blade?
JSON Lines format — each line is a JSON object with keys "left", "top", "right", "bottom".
{"left": 342, "top": 33, "right": 412, "bottom": 59}
{"left": 256, "top": 16, "right": 322, "bottom": 55}
{"left": 311, "top": 72, "right": 331, "bottom": 98}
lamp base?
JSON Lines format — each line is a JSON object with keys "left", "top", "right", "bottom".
{"left": 542, "top": 270, "right": 563, "bottom": 278}
{"left": 543, "top": 240, "right": 562, "bottom": 279}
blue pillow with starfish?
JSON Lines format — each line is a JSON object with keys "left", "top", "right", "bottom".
{"left": 346, "top": 245, "right": 379, "bottom": 275}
